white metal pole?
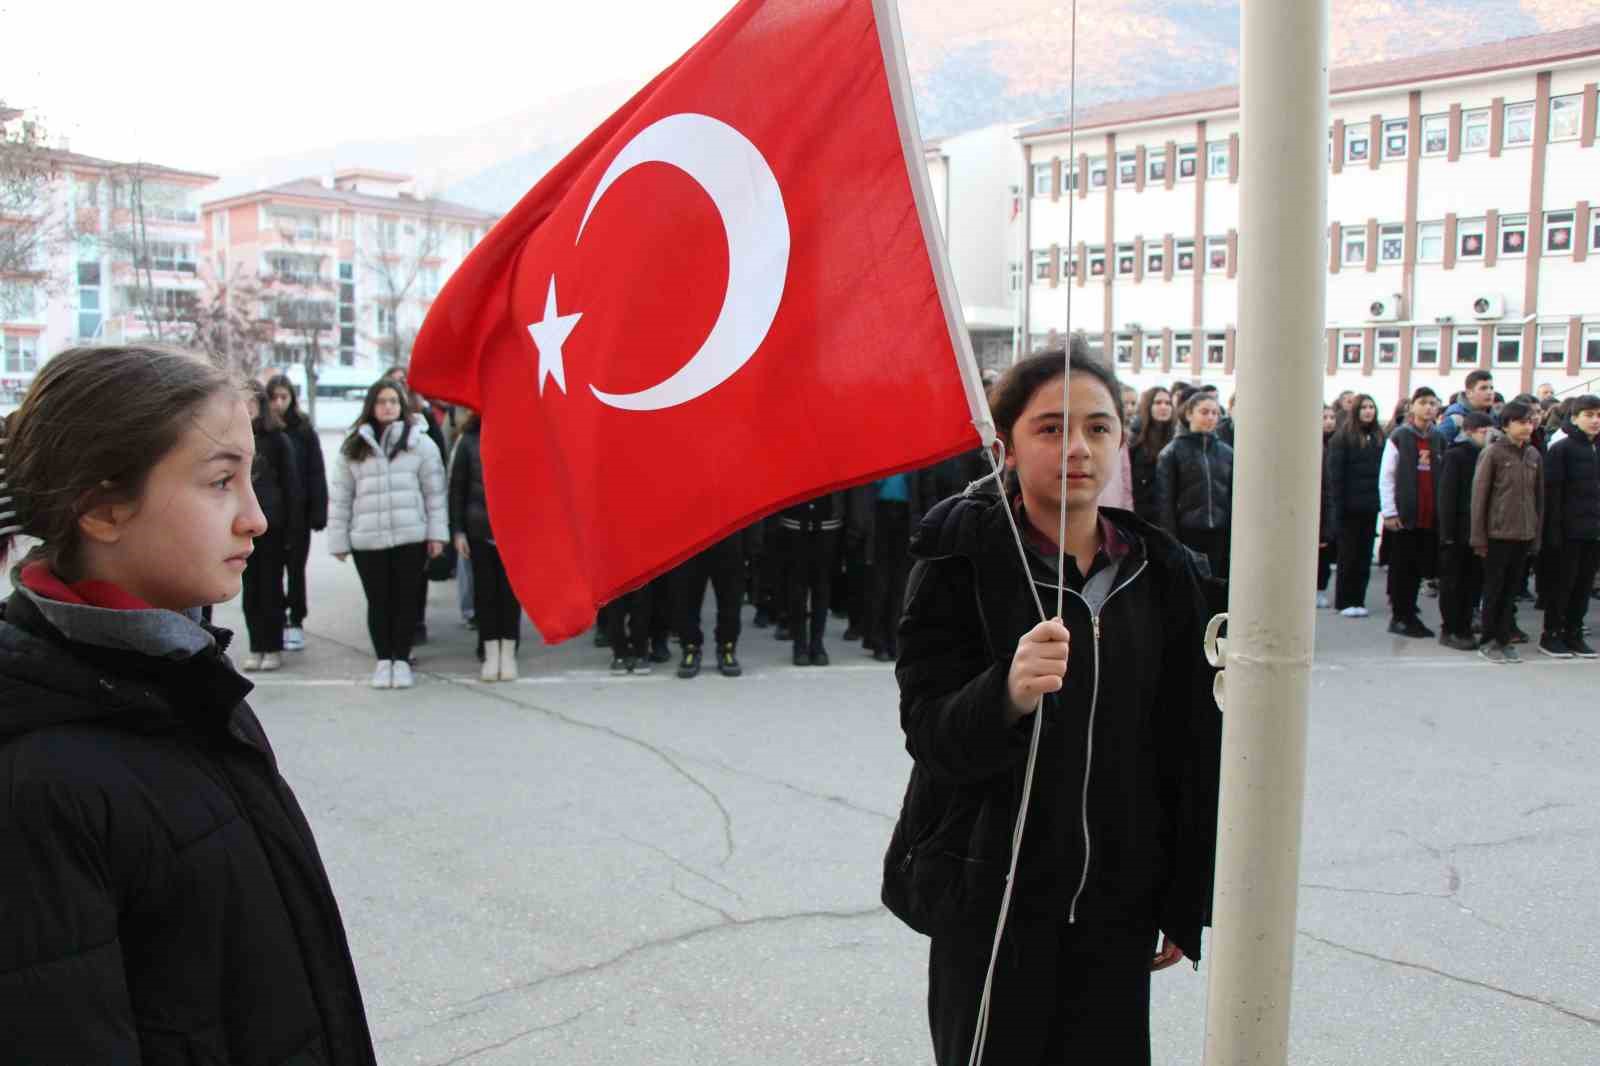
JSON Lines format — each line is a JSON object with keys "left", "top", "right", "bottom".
{"left": 1201, "top": 0, "right": 1328, "bottom": 1063}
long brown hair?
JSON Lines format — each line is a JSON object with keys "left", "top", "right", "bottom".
{"left": 248, "top": 380, "right": 284, "bottom": 433}
{"left": 1335, "top": 393, "right": 1385, "bottom": 449}
{"left": 265, "top": 372, "right": 308, "bottom": 429}
{"left": 1131, "top": 386, "right": 1176, "bottom": 462}
{"left": 0, "top": 344, "right": 239, "bottom": 578}
{"left": 342, "top": 379, "right": 413, "bottom": 462}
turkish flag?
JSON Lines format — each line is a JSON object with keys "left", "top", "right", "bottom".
{"left": 410, "top": 0, "right": 989, "bottom": 642}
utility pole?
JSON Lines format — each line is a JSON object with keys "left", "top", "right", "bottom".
{"left": 1201, "top": 1, "right": 1328, "bottom": 1064}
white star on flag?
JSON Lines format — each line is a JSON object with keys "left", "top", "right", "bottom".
{"left": 528, "top": 278, "right": 583, "bottom": 396}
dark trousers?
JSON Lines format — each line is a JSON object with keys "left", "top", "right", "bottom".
{"left": 788, "top": 529, "right": 840, "bottom": 650}
{"left": 284, "top": 528, "right": 312, "bottom": 626}
{"left": 468, "top": 539, "right": 521, "bottom": 642}
{"left": 1388, "top": 527, "right": 1438, "bottom": 622}
{"left": 648, "top": 573, "right": 674, "bottom": 646}
{"left": 606, "top": 585, "right": 655, "bottom": 660}
{"left": 1335, "top": 513, "right": 1378, "bottom": 609}
{"left": 353, "top": 542, "right": 428, "bottom": 660}
{"left": 1481, "top": 539, "right": 1532, "bottom": 646}
{"left": 1437, "top": 542, "right": 1484, "bottom": 638}
{"left": 1178, "top": 527, "right": 1230, "bottom": 580}
{"left": 673, "top": 535, "right": 744, "bottom": 648}
{"left": 241, "top": 527, "right": 287, "bottom": 654}
{"left": 1545, "top": 540, "right": 1600, "bottom": 638}
{"left": 869, "top": 501, "right": 912, "bottom": 656}
{"left": 844, "top": 540, "right": 872, "bottom": 634}
{"left": 757, "top": 519, "right": 790, "bottom": 622}
{"left": 1316, "top": 539, "right": 1336, "bottom": 593}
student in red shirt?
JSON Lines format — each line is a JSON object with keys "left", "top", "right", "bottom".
{"left": 1379, "top": 386, "right": 1447, "bottom": 638}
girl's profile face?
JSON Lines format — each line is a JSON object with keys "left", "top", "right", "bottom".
{"left": 83, "top": 392, "right": 267, "bottom": 610}
{"left": 1188, "top": 399, "right": 1221, "bottom": 433}
{"left": 1151, "top": 391, "right": 1173, "bottom": 422}
{"left": 373, "top": 387, "right": 404, "bottom": 426}
{"left": 270, "top": 387, "right": 293, "bottom": 417}
{"left": 1006, "top": 372, "right": 1123, "bottom": 515}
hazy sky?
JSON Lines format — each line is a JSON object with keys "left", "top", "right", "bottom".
{"left": 3, "top": 0, "right": 736, "bottom": 173}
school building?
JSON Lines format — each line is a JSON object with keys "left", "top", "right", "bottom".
{"left": 1017, "top": 25, "right": 1600, "bottom": 406}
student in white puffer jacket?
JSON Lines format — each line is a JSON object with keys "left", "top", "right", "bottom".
{"left": 328, "top": 379, "right": 448, "bottom": 689}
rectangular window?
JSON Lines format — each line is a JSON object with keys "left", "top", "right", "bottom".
{"left": 1379, "top": 223, "right": 1405, "bottom": 263}
{"left": 1206, "top": 236, "right": 1228, "bottom": 273}
{"left": 1417, "top": 221, "right": 1444, "bottom": 262}
{"left": 1146, "top": 242, "right": 1165, "bottom": 275}
{"left": 1177, "top": 145, "right": 1197, "bottom": 179}
{"left": 1545, "top": 210, "right": 1575, "bottom": 254}
{"left": 339, "top": 304, "right": 354, "bottom": 324}
{"left": 1088, "top": 245, "right": 1106, "bottom": 276}
{"left": 1593, "top": 213, "right": 1600, "bottom": 255}
{"left": 1061, "top": 247, "right": 1076, "bottom": 279}
{"left": 1062, "top": 165, "right": 1078, "bottom": 192}
{"left": 1455, "top": 331, "right": 1481, "bottom": 367}
{"left": 1031, "top": 250, "right": 1051, "bottom": 282}
{"left": 1414, "top": 326, "right": 1441, "bottom": 366}
{"left": 340, "top": 326, "right": 356, "bottom": 348}
{"left": 1116, "top": 243, "right": 1135, "bottom": 275}
{"left": 1458, "top": 218, "right": 1486, "bottom": 259}
{"left": 376, "top": 305, "right": 392, "bottom": 335}
{"left": 1344, "top": 124, "right": 1371, "bottom": 164}
{"left": 1143, "top": 335, "right": 1163, "bottom": 367}
{"left": 1500, "top": 214, "right": 1528, "bottom": 257}
{"left": 1205, "top": 332, "right": 1226, "bottom": 366}
{"left": 1032, "top": 163, "right": 1052, "bottom": 197}
{"left": 3, "top": 334, "right": 39, "bottom": 374}
{"left": 1382, "top": 118, "right": 1408, "bottom": 159}
{"left": 1114, "top": 332, "right": 1134, "bottom": 366}
{"left": 1117, "top": 152, "right": 1138, "bottom": 187}
{"left": 1088, "top": 157, "right": 1107, "bottom": 188}
{"left": 1146, "top": 150, "right": 1167, "bottom": 184}
{"left": 1538, "top": 323, "right": 1567, "bottom": 366}
{"left": 1550, "top": 94, "right": 1583, "bottom": 141}
{"left": 1173, "top": 332, "right": 1193, "bottom": 365}
{"left": 1342, "top": 228, "right": 1367, "bottom": 265}
{"left": 1462, "top": 108, "right": 1490, "bottom": 152}
{"left": 1008, "top": 261, "right": 1022, "bottom": 293}
{"left": 1175, "top": 239, "right": 1195, "bottom": 272}
{"left": 339, "top": 261, "right": 354, "bottom": 281}
{"left": 0, "top": 283, "right": 37, "bottom": 318}
{"left": 1207, "top": 140, "right": 1229, "bottom": 178}
{"left": 1585, "top": 325, "right": 1600, "bottom": 367}
{"left": 1503, "top": 101, "right": 1535, "bottom": 147}
{"left": 1376, "top": 328, "right": 1401, "bottom": 366}
{"left": 1340, "top": 329, "right": 1364, "bottom": 366}
{"left": 1421, "top": 113, "right": 1449, "bottom": 156}
{"left": 1494, "top": 325, "right": 1523, "bottom": 366}
{"left": 339, "top": 213, "right": 354, "bottom": 238}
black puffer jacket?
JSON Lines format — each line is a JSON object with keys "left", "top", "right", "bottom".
{"left": 881, "top": 487, "right": 1222, "bottom": 1065}
{"left": 282, "top": 410, "right": 330, "bottom": 531}
{"left": 1435, "top": 435, "right": 1484, "bottom": 544}
{"left": 253, "top": 424, "right": 305, "bottom": 536}
{"left": 1154, "top": 430, "right": 1234, "bottom": 532}
{"left": 1324, "top": 429, "right": 1384, "bottom": 527}
{"left": 448, "top": 422, "right": 493, "bottom": 542}
{"left": 0, "top": 587, "right": 376, "bottom": 1064}
{"left": 1544, "top": 423, "right": 1600, "bottom": 544}
{"left": 1128, "top": 440, "right": 1168, "bottom": 524}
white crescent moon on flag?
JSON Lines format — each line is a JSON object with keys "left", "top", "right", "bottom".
{"left": 576, "top": 113, "right": 791, "bottom": 412}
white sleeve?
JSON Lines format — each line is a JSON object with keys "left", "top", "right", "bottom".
{"left": 1378, "top": 440, "right": 1399, "bottom": 519}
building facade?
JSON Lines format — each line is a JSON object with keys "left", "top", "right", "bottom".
{"left": 201, "top": 170, "right": 498, "bottom": 375}
{"left": 1018, "top": 26, "right": 1600, "bottom": 406}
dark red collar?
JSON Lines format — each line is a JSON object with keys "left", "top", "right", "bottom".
{"left": 1012, "top": 495, "right": 1130, "bottom": 565}
{"left": 19, "top": 562, "right": 156, "bottom": 611}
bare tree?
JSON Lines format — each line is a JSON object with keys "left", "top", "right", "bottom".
{"left": 360, "top": 204, "right": 444, "bottom": 367}
{"left": 0, "top": 103, "right": 73, "bottom": 320}
{"left": 176, "top": 261, "right": 275, "bottom": 378}
{"left": 101, "top": 162, "right": 199, "bottom": 342}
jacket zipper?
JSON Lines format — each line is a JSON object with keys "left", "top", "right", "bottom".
{"left": 1201, "top": 438, "right": 1215, "bottom": 530}
{"left": 1060, "top": 558, "right": 1149, "bottom": 924}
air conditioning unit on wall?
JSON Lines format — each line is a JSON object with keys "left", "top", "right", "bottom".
{"left": 1367, "top": 295, "right": 1402, "bottom": 322}
{"left": 1471, "top": 294, "right": 1505, "bottom": 319}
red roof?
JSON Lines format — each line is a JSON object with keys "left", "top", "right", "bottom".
{"left": 1020, "top": 24, "right": 1600, "bottom": 141}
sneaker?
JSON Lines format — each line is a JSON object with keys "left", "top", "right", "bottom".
{"left": 717, "top": 643, "right": 742, "bottom": 677}
{"left": 1502, "top": 645, "right": 1522, "bottom": 664}
{"left": 1402, "top": 619, "right": 1435, "bottom": 639}
{"left": 793, "top": 646, "right": 812, "bottom": 667}
{"left": 1566, "top": 633, "right": 1598, "bottom": 658}
{"left": 1315, "top": 593, "right": 1329, "bottom": 609}
{"left": 1340, "top": 606, "right": 1369, "bottom": 618}
{"left": 1442, "top": 634, "right": 1479, "bottom": 652}
{"left": 465, "top": 617, "right": 478, "bottom": 630}
{"left": 678, "top": 645, "right": 703, "bottom": 679}
{"left": 392, "top": 660, "right": 415, "bottom": 688}
{"left": 649, "top": 637, "right": 672, "bottom": 664}
{"left": 371, "top": 660, "right": 394, "bottom": 688}
{"left": 630, "top": 656, "right": 653, "bottom": 675}
{"left": 873, "top": 647, "right": 894, "bottom": 662}
{"left": 842, "top": 625, "right": 862, "bottom": 642}
{"left": 283, "top": 627, "right": 306, "bottom": 651}
{"left": 1508, "top": 627, "right": 1530, "bottom": 645}
{"left": 610, "top": 656, "right": 630, "bottom": 674}
{"left": 259, "top": 652, "right": 283, "bottom": 672}
{"left": 810, "top": 645, "right": 830, "bottom": 667}
{"left": 595, "top": 629, "right": 612, "bottom": 648}
{"left": 1538, "top": 634, "right": 1575, "bottom": 659}
{"left": 775, "top": 624, "right": 792, "bottom": 642}
{"left": 1423, "top": 580, "right": 1439, "bottom": 599}
{"left": 1479, "top": 642, "right": 1508, "bottom": 664}
{"left": 753, "top": 608, "right": 771, "bottom": 629}
{"left": 241, "top": 653, "right": 263, "bottom": 672}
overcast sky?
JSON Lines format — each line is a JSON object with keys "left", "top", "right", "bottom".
{"left": 3, "top": 0, "right": 737, "bottom": 173}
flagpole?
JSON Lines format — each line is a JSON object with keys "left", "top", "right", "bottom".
{"left": 1201, "top": 0, "right": 1327, "bottom": 1063}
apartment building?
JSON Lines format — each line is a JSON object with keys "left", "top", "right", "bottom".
{"left": 1019, "top": 26, "right": 1600, "bottom": 406}
{"left": 201, "top": 169, "right": 498, "bottom": 373}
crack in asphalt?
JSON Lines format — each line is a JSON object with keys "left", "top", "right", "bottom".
{"left": 1298, "top": 931, "right": 1600, "bottom": 1028}
{"left": 670, "top": 882, "right": 739, "bottom": 924}
{"left": 1300, "top": 882, "right": 1452, "bottom": 900}
{"left": 664, "top": 745, "right": 897, "bottom": 824}
{"left": 620, "top": 832, "right": 745, "bottom": 901}
{"left": 423, "top": 1005, "right": 599, "bottom": 1066}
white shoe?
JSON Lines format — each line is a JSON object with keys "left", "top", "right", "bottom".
{"left": 392, "top": 660, "right": 415, "bottom": 688}
{"left": 259, "top": 652, "right": 282, "bottom": 672}
{"left": 1340, "top": 606, "right": 1369, "bottom": 618}
{"left": 481, "top": 640, "right": 502, "bottom": 682}
{"left": 371, "top": 660, "right": 394, "bottom": 689}
{"left": 283, "top": 627, "right": 306, "bottom": 651}
{"left": 498, "top": 639, "right": 519, "bottom": 682}
{"left": 241, "top": 653, "right": 263, "bottom": 672}
{"left": 1316, "top": 593, "right": 1329, "bottom": 609}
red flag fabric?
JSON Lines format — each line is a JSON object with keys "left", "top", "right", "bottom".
{"left": 409, "top": 0, "right": 989, "bottom": 642}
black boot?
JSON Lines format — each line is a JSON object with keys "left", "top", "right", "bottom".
{"left": 810, "top": 642, "right": 830, "bottom": 667}
{"left": 792, "top": 643, "right": 812, "bottom": 666}
{"left": 717, "top": 642, "right": 743, "bottom": 677}
{"left": 677, "top": 644, "right": 702, "bottom": 679}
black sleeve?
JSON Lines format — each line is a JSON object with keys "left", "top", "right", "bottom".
{"left": 1436, "top": 450, "right": 1461, "bottom": 544}
{"left": 1325, "top": 439, "right": 1346, "bottom": 530}
{"left": 447, "top": 437, "right": 470, "bottom": 539}
{"left": 303, "top": 425, "right": 329, "bottom": 531}
{"left": 276, "top": 432, "right": 305, "bottom": 535}
{"left": 1155, "top": 446, "right": 1179, "bottom": 534}
{"left": 895, "top": 557, "right": 1029, "bottom": 785}
{"left": 1543, "top": 444, "right": 1565, "bottom": 549}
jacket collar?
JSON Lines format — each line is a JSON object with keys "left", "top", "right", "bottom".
{"left": 9, "top": 565, "right": 215, "bottom": 660}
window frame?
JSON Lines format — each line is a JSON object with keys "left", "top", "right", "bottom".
{"left": 1116, "top": 151, "right": 1138, "bottom": 187}
{"left": 1344, "top": 123, "right": 1371, "bottom": 165}
{"left": 1544, "top": 210, "right": 1575, "bottom": 255}
{"left": 1142, "top": 334, "right": 1164, "bottom": 367}
{"left": 1031, "top": 250, "right": 1051, "bottom": 283}
{"left": 1375, "top": 327, "right": 1402, "bottom": 367}
{"left": 1493, "top": 325, "right": 1523, "bottom": 367}
{"left": 1538, "top": 323, "right": 1567, "bottom": 366}
{"left": 1382, "top": 118, "right": 1409, "bottom": 160}
{"left": 1499, "top": 213, "right": 1529, "bottom": 258}
{"left": 1177, "top": 144, "right": 1198, "bottom": 180}
{"left": 1114, "top": 332, "right": 1135, "bottom": 366}
{"left": 1146, "top": 149, "right": 1167, "bottom": 184}
{"left": 1454, "top": 330, "right": 1481, "bottom": 367}
{"left": 1206, "top": 236, "right": 1229, "bottom": 273}
{"left": 1342, "top": 228, "right": 1367, "bottom": 266}
{"left": 1339, "top": 329, "right": 1364, "bottom": 367}
{"left": 1174, "top": 238, "right": 1195, "bottom": 273}
{"left": 1462, "top": 108, "right": 1491, "bottom": 152}
{"left": 1502, "top": 101, "right": 1535, "bottom": 148}
{"left": 1417, "top": 221, "right": 1444, "bottom": 263}
{"left": 1060, "top": 247, "right": 1077, "bottom": 279}
{"left": 1173, "top": 331, "right": 1194, "bottom": 365}
{"left": 1088, "top": 157, "right": 1108, "bottom": 189}
{"left": 1549, "top": 94, "right": 1583, "bottom": 141}
{"left": 1379, "top": 222, "right": 1405, "bottom": 264}
{"left": 1413, "top": 325, "right": 1441, "bottom": 366}
{"left": 1087, "top": 245, "right": 1107, "bottom": 277}
{"left": 1457, "top": 217, "right": 1486, "bottom": 260}
{"left": 1584, "top": 324, "right": 1600, "bottom": 368}
{"left": 1116, "top": 243, "right": 1136, "bottom": 276}
{"left": 1031, "top": 162, "right": 1052, "bottom": 197}
{"left": 1204, "top": 331, "right": 1226, "bottom": 367}
{"left": 1421, "top": 113, "right": 1449, "bottom": 156}
{"left": 1206, "top": 140, "right": 1229, "bottom": 178}
{"left": 1145, "top": 241, "right": 1165, "bottom": 276}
